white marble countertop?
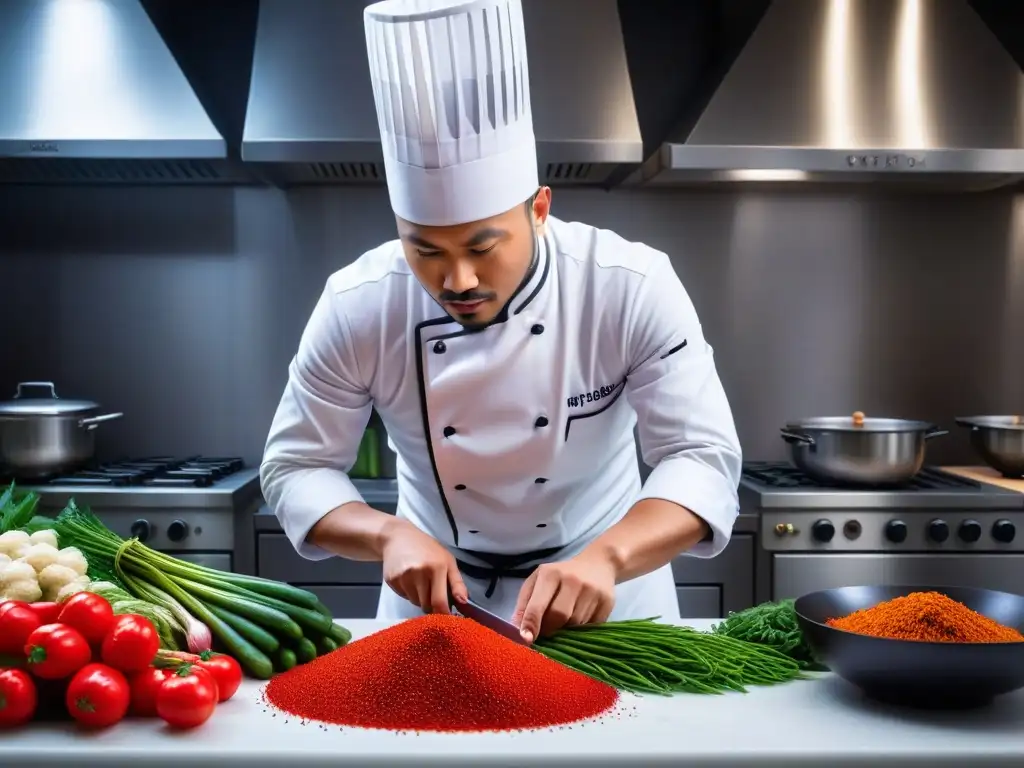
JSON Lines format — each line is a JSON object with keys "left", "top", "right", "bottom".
{"left": 5, "top": 619, "right": 1024, "bottom": 767}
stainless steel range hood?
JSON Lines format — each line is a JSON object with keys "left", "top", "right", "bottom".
{"left": 242, "top": 0, "right": 642, "bottom": 187}
{"left": 0, "top": 0, "right": 239, "bottom": 185}
{"left": 637, "top": 0, "right": 1024, "bottom": 190}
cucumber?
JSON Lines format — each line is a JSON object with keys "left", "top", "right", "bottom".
{"left": 274, "top": 647, "right": 297, "bottom": 672}
{"left": 312, "top": 601, "right": 333, "bottom": 619}
{"left": 177, "top": 580, "right": 303, "bottom": 640}
{"left": 207, "top": 604, "right": 281, "bottom": 655}
{"left": 211, "top": 574, "right": 322, "bottom": 611}
{"left": 292, "top": 637, "right": 317, "bottom": 664}
{"left": 316, "top": 636, "right": 338, "bottom": 655}
{"left": 328, "top": 623, "right": 352, "bottom": 646}
{"left": 243, "top": 593, "right": 334, "bottom": 636}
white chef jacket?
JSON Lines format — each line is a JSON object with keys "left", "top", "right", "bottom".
{"left": 261, "top": 215, "right": 743, "bottom": 622}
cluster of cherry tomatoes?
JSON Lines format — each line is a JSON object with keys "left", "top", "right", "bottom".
{"left": 0, "top": 593, "right": 241, "bottom": 730}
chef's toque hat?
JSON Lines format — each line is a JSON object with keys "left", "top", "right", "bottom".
{"left": 364, "top": 0, "right": 539, "bottom": 227}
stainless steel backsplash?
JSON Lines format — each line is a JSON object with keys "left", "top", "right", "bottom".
{"left": 1, "top": 185, "right": 1021, "bottom": 469}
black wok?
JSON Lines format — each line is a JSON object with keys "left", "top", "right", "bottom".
{"left": 794, "top": 584, "right": 1024, "bottom": 709}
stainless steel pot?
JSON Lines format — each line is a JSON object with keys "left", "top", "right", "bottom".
{"left": 955, "top": 416, "right": 1024, "bottom": 479}
{"left": 0, "top": 382, "right": 123, "bottom": 478}
{"left": 780, "top": 415, "right": 948, "bottom": 486}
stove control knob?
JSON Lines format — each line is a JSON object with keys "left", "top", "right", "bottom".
{"left": 993, "top": 520, "right": 1016, "bottom": 544}
{"left": 167, "top": 520, "right": 189, "bottom": 542}
{"left": 959, "top": 520, "right": 982, "bottom": 543}
{"left": 811, "top": 519, "right": 835, "bottom": 542}
{"left": 928, "top": 519, "right": 949, "bottom": 543}
{"left": 130, "top": 519, "right": 152, "bottom": 542}
{"left": 885, "top": 520, "right": 908, "bottom": 543}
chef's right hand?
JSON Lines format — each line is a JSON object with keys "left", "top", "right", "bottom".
{"left": 380, "top": 518, "right": 469, "bottom": 615}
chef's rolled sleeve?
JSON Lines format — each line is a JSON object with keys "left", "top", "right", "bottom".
{"left": 260, "top": 283, "right": 373, "bottom": 561}
{"left": 624, "top": 251, "right": 742, "bottom": 558}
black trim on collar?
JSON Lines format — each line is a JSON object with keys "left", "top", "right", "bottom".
{"left": 413, "top": 315, "right": 463, "bottom": 546}
{"left": 419, "top": 229, "right": 552, "bottom": 347}
{"left": 514, "top": 240, "right": 551, "bottom": 316}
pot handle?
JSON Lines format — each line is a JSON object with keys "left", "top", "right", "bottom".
{"left": 925, "top": 427, "right": 949, "bottom": 439}
{"left": 780, "top": 429, "right": 815, "bottom": 446}
{"left": 14, "top": 381, "right": 58, "bottom": 399}
{"left": 78, "top": 412, "right": 124, "bottom": 431}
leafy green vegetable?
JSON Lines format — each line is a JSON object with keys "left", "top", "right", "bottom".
{"left": 0, "top": 482, "right": 41, "bottom": 533}
{"left": 535, "top": 617, "right": 806, "bottom": 695}
{"left": 711, "top": 599, "right": 826, "bottom": 671}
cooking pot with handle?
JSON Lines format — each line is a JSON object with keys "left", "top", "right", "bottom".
{"left": 0, "top": 381, "right": 123, "bottom": 478}
{"left": 955, "top": 416, "right": 1024, "bottom": 479}
{"left": 780, "top": 413, "right": 948, "bottom": 486}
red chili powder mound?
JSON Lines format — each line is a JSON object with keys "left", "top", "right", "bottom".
{"left": 264, "top": 614, "right": 619, "bottom": 732}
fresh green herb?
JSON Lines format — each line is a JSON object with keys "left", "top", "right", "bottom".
{"left": 534, "top": 617, "right": 806, "bottom": 696}
{"left": 711, "top": 599, "right": 826, "bottom": 671}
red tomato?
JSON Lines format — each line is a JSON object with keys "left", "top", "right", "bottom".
{"left": 156, "top": 665, "right": 218, "bottom": 729}
{"left": 0, "top": 668, "right": 37, "bottom": 728}
{"left": 24, "top": 624, "right": 92, "bottom": 680}
{"left": 101, "top": 615, "right": 159, "bottom": 673}
{"left": 65, "top": 663, "right": 130, "bottom": 728}
{"left": 26, "top": 602, "right": 63, "bottom": 626}
{"left": 57, "top": 594, "right": 114, "bottom": 645}
{"left": 129, "top": 667, "right": 173, "bottom": 717}
{"left": 0, "top": 601, "right": 28, "bottom": 616}
{"left": 196, "top": 651, "right": 242, "bottom": 702}
{"left": 0, "top": 603, "right": 42, "bottom": 655}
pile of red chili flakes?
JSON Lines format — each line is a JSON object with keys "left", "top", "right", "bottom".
{"left": 263, "top": 614, "right": 619, "bottom": 733}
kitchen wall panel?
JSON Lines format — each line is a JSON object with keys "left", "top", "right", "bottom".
{"left": 0, "top": 185, "right": 1020, "bottom": 468}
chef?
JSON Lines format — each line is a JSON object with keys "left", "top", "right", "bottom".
{"left": 261, "top": 0, "right": 742, "bottom": 643}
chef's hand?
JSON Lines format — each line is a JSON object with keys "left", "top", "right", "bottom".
{"left": 511, "top": 550, "right": 616, "bottom": 643}
{"left": 380, "top": 518, "right": 469, "bottom": 615}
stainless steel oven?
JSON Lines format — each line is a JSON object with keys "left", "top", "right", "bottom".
{"left": 742, "top": 463, "right": 1024, "bottom": 601}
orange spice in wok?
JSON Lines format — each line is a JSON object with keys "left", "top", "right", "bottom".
{"left": 827, "top": 591, "right": 1024, "bottom": 643}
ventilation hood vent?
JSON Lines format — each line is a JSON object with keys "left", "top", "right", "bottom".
{"left": 242, "top": 0, "right": 642, "bottom": 187}
{"left": 637, "top": 0, "right": 1024, "bottom": 190}
{"left": 0, "top": 0, "right": 247, "bottom": 186}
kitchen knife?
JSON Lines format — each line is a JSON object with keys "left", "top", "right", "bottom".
{"left": 450, "top": 595, "right": 528, "bottom": 646}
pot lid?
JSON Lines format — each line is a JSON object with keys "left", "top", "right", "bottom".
{"left": 786, "top": 415, "right": 937, "bottom": 432}
{"left": 956, "top": 415, "right": 1024, "bottom": 430}
{"left": 0, "top": 382, "right": 99, "bottom": 417}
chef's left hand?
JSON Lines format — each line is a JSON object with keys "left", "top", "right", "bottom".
{"left": 511, "top": 550, "right": 617, "bottom": 643}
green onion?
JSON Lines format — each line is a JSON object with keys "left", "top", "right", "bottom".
{"left": 36, "top": 499, "right": 343, "bottom": 679}
{"left": 534, "top": 617, "right": 806, "bottom": 696}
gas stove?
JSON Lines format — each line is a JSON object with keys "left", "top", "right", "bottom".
{"left": 8, "top": 456, "right": 261, "bottom": 509}
{"left": 742, "top": 462, "right": 1024, "bottom": 603}
{"left": 741, "top": 462, "right": 1023, "bottom": 509}
{"left": 8, "top": 456, "right": 263, "bottom": 576}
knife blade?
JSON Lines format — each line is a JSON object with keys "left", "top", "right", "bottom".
{"left": 450, "top": 595, "right": 528, "bottom": 646}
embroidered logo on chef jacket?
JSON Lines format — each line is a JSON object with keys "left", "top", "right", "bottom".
{"left": 566, "top": 383, "right": 621, "bottom": 409}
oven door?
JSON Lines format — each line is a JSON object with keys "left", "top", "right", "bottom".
{"left": 772, "top": 553, "right": 1024, "bottom": 601}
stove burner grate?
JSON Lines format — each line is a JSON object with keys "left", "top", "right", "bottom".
{"left": 6, "top": 456, "right": 246, "bottom": 488}
{"left": 741, "top": 462, "right": 982, "bottom": 491}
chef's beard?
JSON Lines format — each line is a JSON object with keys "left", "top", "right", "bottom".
{"left": 430, "top": 220, "right": 540, "bottom": 330}
{"left": 442, "top": 295, "right": 497, "bottom": 330}
{"left": 451, "top": 228, "right": 539, "bottom": 330}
